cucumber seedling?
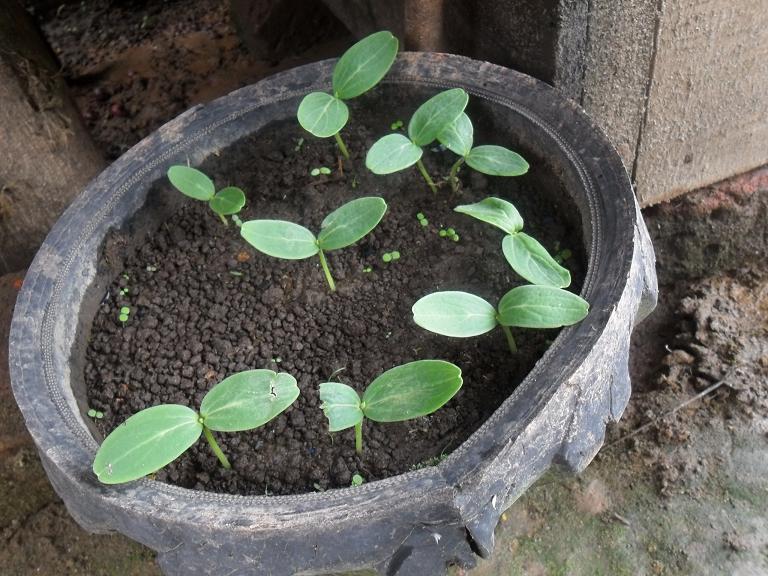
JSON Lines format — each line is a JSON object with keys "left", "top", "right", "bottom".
{"left": 366, "top": 88, "right": 469, "bottom": 193}
{"left": 92, "top": 369, "right": 299, "bottom": 484}
{"left": 240, "top": 196, "right": 387, "bottom": 292}
{"left": 297, "top": 31, "right": 399, "bottom": 159}
{"left": 167, "top": 165, "right": 246, "bottom": 226}
{"left": 438, "top": 113, "right": 529, "bottom": 192}
{"left": 412, "top": 287, "right": 589, "bottom": 354}
{"left": 455, "top": 197, "right": 571, "bottom": 287}
{"left": 319, "top": 360, "right": 463, "bottom": 454}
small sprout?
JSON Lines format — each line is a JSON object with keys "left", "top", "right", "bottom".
{"left": 87, "top": 408, "right": 104, "bottom": 419}
{"left": 351, "top": 474, "right": 365, "bottom": 486}
{"left": 455, "top": 197, "right": 571, "bottom": 287}
{"left": 231, "top": 214, "right": 243, "bottom": 228}
{"left": 118, "top": 306, "right": 130, "bottom": 324}
{"left": 92, "top": 370, "right": 300, "bottom": 484}
{"left": 313, "top": 482, "right": 325, "bottom": 492}
{"left": 167, "top": 166, "right": 246, "bottom": 226}
{"left": 121, "top": 273, "right": 130, "bottom": 280}
{"left": 294, "top": 137, "right": 305, "bottom": 152}
{"left": 438, "top": 113, "right": 529, "bottom": 192}
{"left": 311, "top": 166, "right": 332, "bottom": 176}
{"left": 416, "top": 212, "right": 429, "bottom": 227}
{"left": 366, "top": 88, "right": 469, "bottom": 193}
{"left": 390, "top": 119, "right": 404, "bottom": 130}
{"left": 363, "top": 266, "right": 373, "bottom": 273}
{"left": 412, "top": 287, "right": 590, "bottom": 354}
{"left": 229, "top": 271, "right": 243, "bottom": 277}
{"left": 319, "top": 360, "right": 463, "bottom": 453}
{"left": 272, "top": 357, "right": 282, "bottom": 364}
{"left": 351, "top": 176, "right": 359, "bottom": 189}
{"left": 297, "top": 31, "right": 399, "bottom": 159}
{"left": 119, "top": 287, "right": 129, "bottom": 296}
{"left": 240, "top": 197, "right": 387, "bottom": 292}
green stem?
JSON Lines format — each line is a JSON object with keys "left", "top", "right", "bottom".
{"left": 501, "top": 324, "right": 518, "bottom": 354}
{"left": 203, "top": 426, "right": 231, "bottom": 469}
{"left": 317, "top": 249, "right": 336, "bottom": 292}
{"left": 448, "top": 157, "right": 465, "bottom": 192}
{"left": 416, "top": 158, "right": 438, "bottom": 194}
{"left": 334, "top": 132, "right": 350, "bottom": 160}
{"left": 355, "top": 421, "right": 363, "bottom": 454}
{"left": 217, "top": 213, "right": 228, "bottom": 226}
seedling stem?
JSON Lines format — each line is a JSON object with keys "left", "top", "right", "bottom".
{"left": 334, "top": 132, "right": 350, "bottom": 160}
{"left": 218, "top": 213, "right": 228, "bottom": 226}
{"left": 501, "top": 324, "right": 518, "bottom": 354}
{"left": 354, "top": 421, "right": 363, "bottom": 454}
{"left": 317, "top": 250, "right": 336, "bottom": 291}
{"left": 203, "top": 425, "right": 231, "bottom": 469}
{"left": 416, "top": 159, "right": 437, "bottom": 193}
{"left": 449, "top": 157, "right": 465, "bottom": 192}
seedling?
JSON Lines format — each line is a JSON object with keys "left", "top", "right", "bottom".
{"left": 167, "top": 165, "right": 246, "bottom": 226}
{"left": 119, "top": 287, "right": 129, "bottom": 296}
{"left": 390, "top": 119, "right": 404, "bottom": 130}
{"left": 310, "top": 167, "right": 332, "bottom": 176}
{"left": 87, "top": 408, "right": 104, "bottom": 419}
{"left": 118, "top": 306, "right": 130, "bottom": 324}
{"left": 416, "top": 212, "right": 428, "bottom": 226}
{"left": 294, "top": 137, "right": 304, "bottom": 152}
{"left": 438, "top": 227, "right": 460, "bottom": 242}
{"left": 351, "top": 474, "right": 365, "bottom": 486}
{"left": 240, "top": 197, "right": 387, "bottom": 292}
{"left": 319, "top": 360, "right": 462, "bottom": 454}
{"left": 438, "top": 113, "right": 529, "bottom": 192}
{"left": 381, "top": 250, "right": 400, "bottom": 263}
{"left": 92, "top": 369, "right": 299, "bottom": 484}
{"left": 455, "top": 197, "right": 571, "bottom": 287}
{"left": 412, "top": 287, "right": 589, "bottom": 354}
{"left": 362, "top": 266, "right": 373, "bottom": 273}
{"left": 366, "top": 88, "right": 469, "bottom": 193}
{"left": 297, "top": 31, "right": 398, "bottom": 159}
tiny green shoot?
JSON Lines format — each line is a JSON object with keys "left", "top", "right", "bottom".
{"left": 366, "top": 88, "right": 469, "bottom": 193}
{"left": 390, "top": 119, "right": 404, "bottom": 130}
{"left": 297, "top": 31, "right": 399, "bottom": 159}
{"left": 310, "top": 167, "right": 332, "bottom": 176}
{"left": 438, "top": 113, "right": 529, "bottom": 192}
{"left": 382, "top": 251, "right": 400, "bottom": 263}
{"left": 416, "top": 212, "right": 429, "bottom": 227}
{"left": 362, "top": 266, "right": 373, "bottom": 273}
{"left": 351, "top": 473, "right": 365, "bottom": 486}
{"left": 167, "top": 165, "right": 246, "bottom": 226}
{"left": 87, "top": 408, "right": 104, "bottom": 419}
{"left": 294, "top": 137, "right": 305, "bottom": 152}
{"left": 118, "top": 306, "right": 130, "bottom": 324}
{"left": 92, "top": 369, "right": 300, "bottom": 484}
{"left": 240, "top": 197, "right": 387, "bottom": 291}
{"left": 412, "top": 287, "right": 589, "bottom": 354}
{"left": 454, "top": 197, "right": 571, "bottom": 287}
{"left": 319, "top": 360, "right": 463, "bottom": 453}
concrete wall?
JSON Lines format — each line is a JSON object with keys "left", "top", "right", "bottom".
{"left": 314, "top": 0, "right": 768, "bottom": 206}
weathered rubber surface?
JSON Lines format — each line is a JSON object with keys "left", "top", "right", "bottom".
{"left": 9, "top": 53, "right": 657, "bottom": 575}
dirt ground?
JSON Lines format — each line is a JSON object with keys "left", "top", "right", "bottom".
{"left": 1, "top": 1, "right": 767, "bottom": 574}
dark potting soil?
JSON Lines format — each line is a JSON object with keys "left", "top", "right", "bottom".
{"left": 83, "top": 116, "right": 586, "bottom": 496}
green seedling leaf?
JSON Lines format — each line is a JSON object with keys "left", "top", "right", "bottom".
{"left": 319, "top": 382, "right": 363, "bottom": 432}
{"left": 351, "top": 473, "right": 365, "bottom": 486}
{"left": 167, "top": 165, "right": 215, "bottom": 201}
{"left": 297, "top": 91, "right": 350, "bottom": 138}
{"left": 240, "top": 220, "right": 319, "bottom": 260}
{"left": 362, "top": 360, "right": 463, "bottom": 422}
{"left": 438, "top": 112, "right": 473, "bottom": 157}
{"left": 497, "top": 285, "right": 589, "bottom": 329}
{"left": 366, "top": 133, "right": 423, "bottom": 174}
{"left": 465, "top": 145, "right": 529, "bottom": 176}
{"left": 200, "top": 370, "right": 299, "bottom": 432}
{"left": 317, "top": 197, "right": 387, "bottom": 251}
{"left": 93, "top": 404, "right": 202, "bottom": 484}
{"left": 502, "top": 233, "right": 571, "bottom": 288}
{"left": 209, "top": 186, "right": 246, "bottom": 216}
{"left": 332, "top": 31, "right": 399, "bottom": 99}
{"left": 412, "top": 291, "right": 497, "bottom": 337}
{"left": 408, "top": 88, "right": 469, "bottom": 147}
{"left": 454, "top": 197, "right": 523, "bottom": 235}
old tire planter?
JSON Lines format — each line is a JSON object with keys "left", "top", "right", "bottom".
{"left": 10, "top": 52, "right": 657, "bottom": 575}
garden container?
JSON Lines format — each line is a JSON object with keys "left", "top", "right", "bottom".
{"left": 9, "top": 52, "right": 657, "bottom": 575}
